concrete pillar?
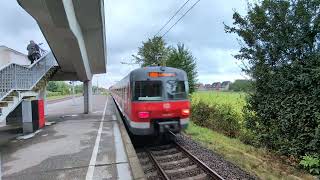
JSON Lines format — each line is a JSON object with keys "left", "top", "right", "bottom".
{"left": 84, "top": 80, "right": 92, "bottom": 114}
{"left": 38, "top": 88, "right": 47, "bottom": 116}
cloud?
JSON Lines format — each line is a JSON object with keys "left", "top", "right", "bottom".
{"left": 0, "top": 0, "right": 249, "bottom": 88}
{"left": 103, "top": 0, "right": 248, "bottom": 87}
{"left": 0, "top": 0, "right": 48, "bottom": 54}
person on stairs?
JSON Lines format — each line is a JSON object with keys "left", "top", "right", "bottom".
{"left": 27, "top": 40, "right": 41, "bottom": 64}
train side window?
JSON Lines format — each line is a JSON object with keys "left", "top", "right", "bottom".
{"left": 134, "top": 81, "right": 162, "bottom": 101}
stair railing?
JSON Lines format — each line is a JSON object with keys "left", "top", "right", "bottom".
{"left": 0, "top": 52, "right": 58, "bottom": 101}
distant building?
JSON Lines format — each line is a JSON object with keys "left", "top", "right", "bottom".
{"left": 212, "top": 82, "right": 221, "bottom": 90}
{"left": 204, "top": 84, "right": 212, "bottom": 89}
{"left": 0, "top": 45, "right": 29, "bottom": 68}
{"left": 220, "top": 81, "right": 231, "bottom": 91}
{"left": 195, "top": 83, "right": 205, "bottom": 91}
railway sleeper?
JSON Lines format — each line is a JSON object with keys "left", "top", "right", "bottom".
{"left": 175, "top": 173, "right": 209, "bottom": 180}
{"left": 165, "top": 164, "right": 198, "bottom": 174}
{"left": 159, "top": 157, "right": 189, "bottom": 166}
{"left": 153, "top": 152, "right": 184, "bottom": 161}
{"left": 161, "top": 159, "right": 195, "bottom": 170}
{"left": 150, "top": 148, "right": 178, "bottom": 155}
{"left": 166, "top": 167, "right": 206, "bottom": 180}
{"left": 144, "top": 171, "right": 159, "bottom": 179}
{"left": 149, "top": 144, "right": 174, "bottom": 151}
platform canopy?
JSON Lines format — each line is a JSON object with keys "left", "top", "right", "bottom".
{"left": 18, "top": 0, "right": 107, "bottom": 81}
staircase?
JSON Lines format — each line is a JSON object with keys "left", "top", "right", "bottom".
{"left": 0, "top": 52, "right": 58, "bottom": 123}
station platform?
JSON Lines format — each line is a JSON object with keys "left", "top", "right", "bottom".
{"left": 0, "top": 95, "right": 145, "bottom": 180}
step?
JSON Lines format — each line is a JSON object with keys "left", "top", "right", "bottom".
{"left": 0, "top": 101, "right": 14, "bottom": 106}
{"left": 0, "top": 102, "right": 9, "bottom": 107}
{"left": 3, "top": 96, "right": 15, "bottom": 101}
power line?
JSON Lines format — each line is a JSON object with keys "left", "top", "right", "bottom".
{"left": 154, "top": 0, "right": 192, "bottom": 37}
{"left": 161, "top": 0, "right": 201, "bottom": 38}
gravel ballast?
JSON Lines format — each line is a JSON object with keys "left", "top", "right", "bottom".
{"left": 176, "top": 133, "right": 258, "bottom": 180}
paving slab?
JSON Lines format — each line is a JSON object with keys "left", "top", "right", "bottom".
{"left": 0, "top": 95, "right": 144, "bottom": 180}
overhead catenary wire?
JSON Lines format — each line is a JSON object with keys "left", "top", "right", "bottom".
{"left": 161, "top": 0, "right": 201, "bottom": 38}
{"left": 154, "top": 0, "right": 192, "bottom": 37}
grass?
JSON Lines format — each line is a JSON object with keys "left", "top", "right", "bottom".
{"left": 192, "top": 91, "right": 246, "bottom": 122}
{"left": 47, "top": 94, "right": 81, "bottom": 100}
{"left": 188, "top": 91, "right": 316, "bottom": 179}
{"left": 185, "top": 121, "right": 315, "bottom": 179}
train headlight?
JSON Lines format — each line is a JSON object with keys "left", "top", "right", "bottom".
{"left": 181, "top": 109, "right": 190, "bottom": 116}
{"left": 138, "top": 112, "right": 150, "bottom": 119}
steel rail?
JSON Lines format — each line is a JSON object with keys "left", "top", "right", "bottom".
{"left": 145, "top": 148, "right": 170, "bottom": 180}
{"left": 168, "top": 131, "right": 225, "bottom": 180}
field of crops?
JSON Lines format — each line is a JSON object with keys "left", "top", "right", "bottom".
{"left": 190, "top": 91, "right": 247, "bottom": 137}
{"left": 192, "top": 91, "right": 246, "bottom": 113}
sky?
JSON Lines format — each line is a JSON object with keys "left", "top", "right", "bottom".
{"left": 0, "top": 0, "right": 249, "bottom": 88}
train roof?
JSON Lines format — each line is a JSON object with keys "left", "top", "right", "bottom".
{"left": 110, "top": 66, "right": 188, "bottom": 89}
{"left": 130, "top": 66, "right": 187, "bottom": 80}
{"left": 130, "top": 66, "right": 186, "bottom": 75}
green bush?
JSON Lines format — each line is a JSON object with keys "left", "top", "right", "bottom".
{"left": 47, "top": 91, "right": 62, "bottom": 97}
{"left": 225, "top": 0, "right": 320, "bottom": 157}
{"left": 191, "top": 101, "right": 241, "bottom": 137}
{"left": 300, "top": 155, "right": 320, "bottom": 175}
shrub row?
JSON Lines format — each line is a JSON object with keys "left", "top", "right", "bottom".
{"left": 47, "top": 91, "right": 63, "bottom": 97}
{"left": 191, "top": 100, "right": 242, "bottom": 138}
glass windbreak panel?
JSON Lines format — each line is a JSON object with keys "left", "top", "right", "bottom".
{"left": 134, "top": 81, "right": 162, "bottom": 101}
{"left": 166, "top": 80, "right": 187, "bottom": 100}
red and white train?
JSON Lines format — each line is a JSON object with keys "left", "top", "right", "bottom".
{"left": 110, "top": 66, "right": 190, "bottom": 136}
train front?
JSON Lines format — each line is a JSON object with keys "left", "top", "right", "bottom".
{"left": 129, "top": 67, "right": 190, "bottom": 136}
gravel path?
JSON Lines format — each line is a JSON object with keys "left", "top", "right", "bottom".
{"left": 176, "top": 133, "right": 258, "bottom": 180}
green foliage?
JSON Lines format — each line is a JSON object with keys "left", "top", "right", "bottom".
{"left": 47, "top": 81, "right": 58, "bottom": 92}
{"left": 166, "top": 44, "right": 198, "bottom": 93}
{"left": 229, "top": 79, "right": 252, "bottom": 92}
{"left": 46, "top": 81, "right": 70, "bottom": 95}
{"left": 225, "top": 0, "right": 320, "bottom": 157}
{"left": 74, "top": 84, "right": 84, "bottom": 94}
{"left": 47, "top": 91, "right": 62, "bottom": 97}
{"left": 134, "top": 37, "right": 198, "bottom": 94}
{"left": 300, "top": 155, "right": 320, "bottom": 175}
{"left": 192, "top": 91, "right": 246, "bottom": 118}
{"left": 191, "top": 92, "right": 243, "bottom": 137}
{"left": 133, "top": 36, "right": 168, "bottom": 66}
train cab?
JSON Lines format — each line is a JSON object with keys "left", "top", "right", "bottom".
{"left": 111, "top": 66, "right": 190, "bottom": 136}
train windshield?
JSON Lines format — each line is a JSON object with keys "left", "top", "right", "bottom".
{"left": 166, "top": 80, "right": 187, "bottom": 100}
{"left": 134, "top": 81, "right": 162, "bottom": 101}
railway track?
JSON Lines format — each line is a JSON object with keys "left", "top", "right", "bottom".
{"left": 136, "top": 132, "right": 224, "bottom": 180}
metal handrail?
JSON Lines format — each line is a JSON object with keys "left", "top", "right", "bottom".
{"left": 0, "top": 52, "right": 58, "bottom": 101}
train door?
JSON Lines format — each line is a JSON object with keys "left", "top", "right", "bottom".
{"left": 124, "top": 84, "right": 128, "bottom": 112}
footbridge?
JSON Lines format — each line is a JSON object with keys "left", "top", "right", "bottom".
{"left": 0, "top": 0, "right": 107, "bottom": 124}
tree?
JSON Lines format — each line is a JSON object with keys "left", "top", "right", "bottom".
{"left": 47, "top": 81, "right": 58, "bottom": 92}
{"left": 167, "top": 44, "right": 198, "bottom": 94}
{"left": 225, "top": 0, "right": 320, "bottom": 157}
{"left": 229, "top": 79, "right": 252, "bottom": 92}
{"left": 133, "top": 36, "right": 168, "bottom": 66}
{"left": 46, "top": 81, "right": 70, "bottom": 95}
{"left": 134, "top": 37, "right": 198, "bottom": 94}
